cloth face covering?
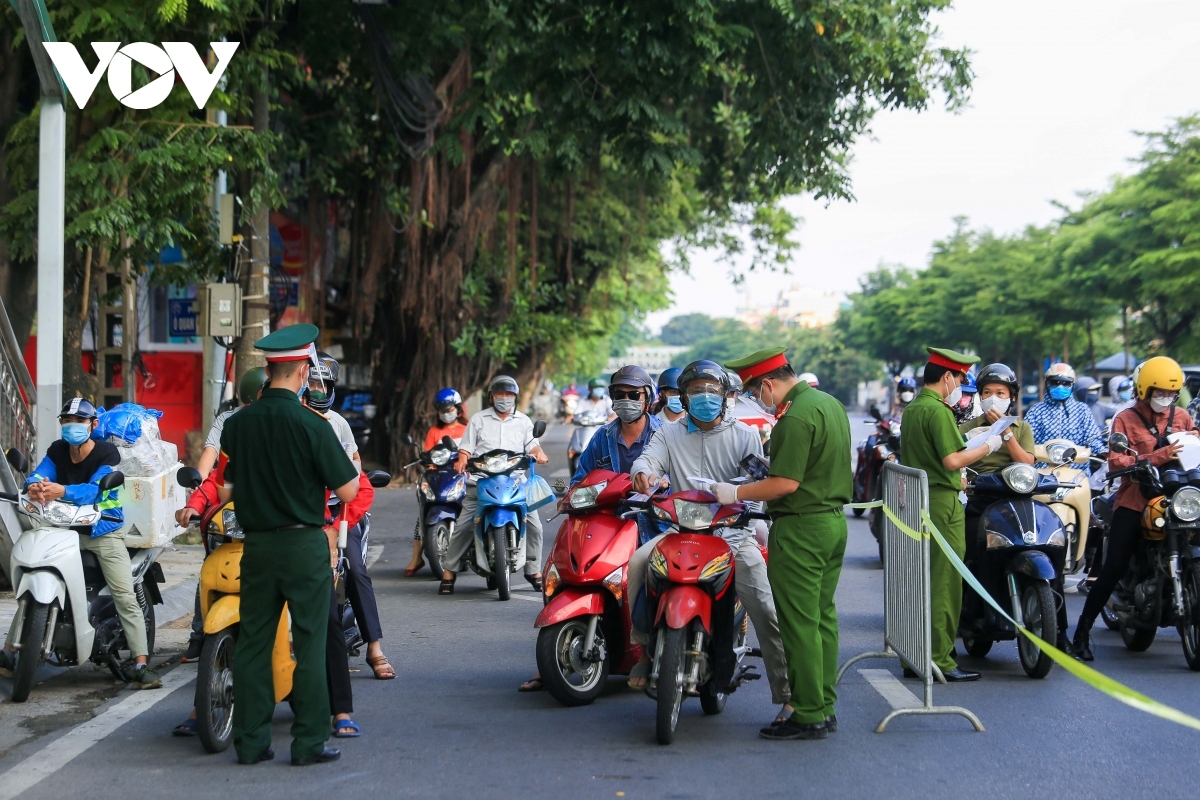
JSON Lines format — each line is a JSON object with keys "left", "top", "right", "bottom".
{"left": 439, "top": 409, "right": 458, "bottom": 423}
{"left": 613, "top": 399, "right": 644, "bottom": 424}
{"left": 1048, "top": 385, "right": 1073, "bottom": 402}
{"left": 493, "top": 396, "right": 516, "bottom": 414}
{"left": 591, "top": 388, "right": 605, "bottom": 399}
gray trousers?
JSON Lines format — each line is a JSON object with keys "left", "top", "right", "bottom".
{"left": 627, "top": 532, "right": 790, "bottom": 705}
{"left": 445, "top": 485, "right": 543, "bottom": 577}
{"left": 79, "top": 532, "right": 150, "bottom": 659}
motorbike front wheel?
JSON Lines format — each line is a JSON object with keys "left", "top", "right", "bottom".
{"left": 1120, "top": 614, "right": 1157, "bottom": 652}
{"left": 1179, "top": 564, "right": 1200, "bottom": 671}
{"left": 535, "top": 618, "right": 609, "bottom": 706}
{"left": 424, "top": 522, "right": 449, "bottom": 579}
{"left": 655, "top": 627, "right": 687, "bottom": 745}
{"left": 196, "top": 628, "right": 237, "bottom": 753}
{"left": 490, "top": 525, "right": 510, "bottom": 601}
{"left": 10, "top": 600, "right": 50, "bottom": 702}
{"left": 1017, "top": 580, "right": 1057, "bottom": 679}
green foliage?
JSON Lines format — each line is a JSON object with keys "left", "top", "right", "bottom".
{"left": 660, "top": 313, "right": 717, "bottom": 347}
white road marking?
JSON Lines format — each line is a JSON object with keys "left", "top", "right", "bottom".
{"left": 366, "top": 544, "right": 384, "bottom": 568}
{"left": 509, "top": 594, "right": 541, "bottom": 603}
{"left": 859, "top": 668, "right": 921, "bottom": 710}
{"left": 0, "top": 664, "right": 196, "bottom": 800}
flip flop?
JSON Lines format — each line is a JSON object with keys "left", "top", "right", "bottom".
{"left": 172, "top": 718, "right": 199, "bottom": 737}
{"left": 518, "top": 676, "right": 544, "bottom": 692}
{"left": 333, "top": 719, "right": 362, "bottom": 738}
{"left": 627, "top": 660, "right": 650, "bottom": 690}
{"left": 367, "top": 654, "right": 396, "bottom": 680}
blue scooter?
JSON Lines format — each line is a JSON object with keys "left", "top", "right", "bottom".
{"left": 408, "top": 435, "right": 467, "bottom": 577}
{"left": 466, "top": 420, "right": 550, "bottom": 600}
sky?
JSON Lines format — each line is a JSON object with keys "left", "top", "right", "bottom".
{"left": 646, "top": 0, "right": 1200, "bottom": 333}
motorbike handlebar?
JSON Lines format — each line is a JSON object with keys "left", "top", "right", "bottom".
{"left": 0, "top": 491, "right": 16, "bottom": 503}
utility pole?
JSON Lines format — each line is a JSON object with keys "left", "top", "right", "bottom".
{"left": 235, "top": 67, "right": 270, "bottom": 383}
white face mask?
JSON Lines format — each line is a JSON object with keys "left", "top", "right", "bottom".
{"left": 980, "top": 396, "right": 1010, "bottom": 415}
{"left": 439, "top": 409, "right": 458, "bottom": 424}
{"left": 753, "top": 381, "right": 777, "bottom": 417}
{"left": 899, "top": 391, "right": 915, "bottom": 404}
{"left": 1151, "top": 395, "right": 1176, "bottom": 413}
{"left": 944, "top": 376, "right": 962, "bottom": 408}
{"left": 493, "top": 396, "right": 516, "bottom": 414}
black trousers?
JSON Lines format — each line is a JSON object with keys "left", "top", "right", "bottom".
{"left": 1078, "top": 506, "right": 1142, "bottom": 632}
{"left": 344, "top": 522, "right": 383, "bottom": 643}
{"left": 327, "top": 585, "right": 353, "bottom": 716}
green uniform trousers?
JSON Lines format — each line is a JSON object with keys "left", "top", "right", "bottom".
{"left": 233, "top": 529, "right": 332, "bottom": 762}
{"left": 767, "top": 511, "right": 847, "bottom": 725}
{"left": 928, "top": 489, "right": 965, "bottom": 672}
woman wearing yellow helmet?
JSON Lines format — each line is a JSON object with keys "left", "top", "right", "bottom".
{"left": 1072, "top": 356, "right": 1198, "bottom": 660}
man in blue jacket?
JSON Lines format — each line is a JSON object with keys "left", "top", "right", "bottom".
{"left": 23, "top": 398, "right": 159, "bottom": 689}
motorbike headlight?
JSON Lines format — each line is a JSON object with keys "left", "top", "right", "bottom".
{"left": 42, "top": 501, "right": 77, "bottom": 525}
{"left": 420, "top": 481, "right": 435, "bottom": 501}
{"left": 1047, "top": 529, "right": 1066, "bottom": 546}
{"left": 648, "top": 547, "right": 669, "bottom": 577}
{"left": 222, "top": 508, "right": 244, "bottom": 539}
{"left": 75, "top": 513, "right": 97, "bottom": 526}
{"left": 430, "top": 447, "right": 451, "bottom": 466}
{"left": 1172, "top": 487, "right": 1200, "bottom": 522}
{"left": 1045, "top": 442, "right": 1076, "bottom": 466}
{"left": 544, "top": 563, "right": 561, "bottom": 597}
{"left": 986, "top": 532, "right": 1011, "bottom": 549}
{"left": 603, "top": 566, "right": 625, "bottom": 604}
{"left": 1001, "top": 463, "right": 1039, "bottom": 495}
{"left": 569, "top": 481, "right": 608, "bottom": 510}
{"left": 674, "top": 500, "right": 715, "bottom": 530}
{"left": 652, "top": 504, "right": 672, "bottom": 521}
{"left": 889, "top": 421, "right": 902, "bottom": 436}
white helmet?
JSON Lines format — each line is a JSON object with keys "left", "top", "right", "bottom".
{"left": 798, "top": 372, "right": 819, "bottom": 388}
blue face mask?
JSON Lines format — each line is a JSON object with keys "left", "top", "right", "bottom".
{"left": 1118, "top": 388, "right": 1133, "bottom": 402}
{"left": 591, "top": 388, "right": 605, "bottom": 399}
{"left": 666, "top": 396, "right": 684, "bottom": 414}
{"left": 1048, "top": 385, "right": 1072, "bottom": 402}
{"left": 62, "top": 422, "right": 90, "bottom": 446}
{"left": 687, "top": 392, "right": 724, "bottom": 423}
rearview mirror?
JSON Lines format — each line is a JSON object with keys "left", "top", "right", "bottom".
{"left": 532, "top": 419, "right": 547, "bottom": 439}
{"left": 552, "top": 478, "right": 567, "bottom": 495}
{"left": 98, "top": 471, "right": 125, "bottom": 492}
{"left": 1109, "top": 432, "right": 1130, "bottom": 454}
{"left": 870, "top": 406, "right": 883, "bottom": 422}
{"left": 367, "top": 470, "right": 392, "bottom": 488}
{"left": 176, "top": 466, "right": 202, "bottom": 489}
{"left": 5, "top": 448, "right": 28, "bottom": 474}
{"left": 442, "top": 436, "right": 457, "bottom": 451}
{"left": 403, "top": 432, "right": 414, "bottom": 446}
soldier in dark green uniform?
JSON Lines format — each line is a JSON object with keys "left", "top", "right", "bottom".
{"left": 718, "top": 348, "right": 852, "bottom": 741}
{"left": 899, "top": 347, "right": 1002, "bottom": 682}
{"left": 218, "top": 324, "right": 360, "bottom": 766}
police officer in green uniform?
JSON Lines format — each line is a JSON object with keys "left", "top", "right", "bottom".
{"left": 218, "top": 324, "right": 360, "bottom": 766}
{"left": 899, "top": 347, "right": 1004, "bottom": 682}
{"left": 718, "top": 348, "right": 853, "bottom": 741}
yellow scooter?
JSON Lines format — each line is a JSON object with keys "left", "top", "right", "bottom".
{"left": 178, "top": 469, "right": 294, "bottom": 754}
{"left": 1034, "top": 439, "right": 1095, "bottom": 574}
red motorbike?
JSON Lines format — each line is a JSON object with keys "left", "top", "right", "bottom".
{"left": 535, "top": 470, "right": 643, "bottom": 706}
{"left": 634, "top": 489, "right": 765, "bottom": 745}
{"left": 853, "top": 405, "right": 901, "bottom": 562}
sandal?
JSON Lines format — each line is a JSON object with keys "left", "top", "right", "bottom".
{"left": 518, "top": 676, "right": 544, "bottom": 692}
{"left": 367, "top": 654, "right": 396, "bottom": 680}
{"left": 525, "top": 574, "right": 544, "bottom": 592}
{"left": 438, "top": 577, "right": 456, "bottom": 595}
{"left": 627, "top": 660, "right": 650, "bottom": 690}
{"left": 172, "top": 718, "right": 199, "bottom": 737}
{"left": 772, "top": 706, "right": 795, "bottom": 726}
{"left": 333, "top": 719, "right": 362, "bottom": 738}
{"left": 404, "top": 559, "right": 426, "bottom": 578}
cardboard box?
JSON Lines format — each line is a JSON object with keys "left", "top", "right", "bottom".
{"left": 117, "top": 465, "right": 185, "bottom": 548}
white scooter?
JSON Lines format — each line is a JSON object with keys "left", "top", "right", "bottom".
{"left": 1, "top": 450, "right": 164, "bottom": 702}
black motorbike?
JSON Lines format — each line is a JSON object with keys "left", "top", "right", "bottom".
{"left": 1102, "top": 433, "right": 1200, "bottom": 668}
{"left": 853, "top": 406, "right": 901, "bottom": 563}
{"left": 959, "top": 463, "right": 1071, "bottom": 678}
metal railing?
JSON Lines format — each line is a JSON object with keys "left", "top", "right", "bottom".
{"left": 0, "top": 293, "right": 34, "bottom": 581}
{"left": 837, "top": 461, "right": 983, "bottom": 732}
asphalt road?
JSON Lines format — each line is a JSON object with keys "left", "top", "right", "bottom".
{"left": 3, "top": 416, "right": 1200, "bottom": 799}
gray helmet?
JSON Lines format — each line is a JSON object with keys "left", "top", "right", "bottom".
{"left": 489, "top": 375, "right": 519, "bottom": 395}
{"left": 609, "top": 365, "right": 653, "bottom": 390}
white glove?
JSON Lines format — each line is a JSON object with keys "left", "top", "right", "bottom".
{"left": 985, "top": 435, "right": 1003, "bottom": 454}
{"left": 711, "top": 482, "right": 739, "bottom": 504}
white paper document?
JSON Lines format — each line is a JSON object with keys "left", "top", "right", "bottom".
{"left": 964, "top": 415, "right": 1018, "bottom": 442}
{"left": 1168, "top": 432, "right": 1200, "bottom": 470}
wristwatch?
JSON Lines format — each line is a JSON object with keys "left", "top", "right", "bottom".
{"left": 1002, "top": 431, "right": 1013, "bottom": 442}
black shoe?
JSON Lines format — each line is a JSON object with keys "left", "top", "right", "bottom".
{"left": 1073, "top": 630, "right": 1094, "bottom": 662}
{"left": 942, "top": 668, "right": 981, "bottom": 682}
{"left": 1056, "top": 634, "right": 1076, "bottom": 657}
{"left": 238, "top": 748, "right": 275, "bottom": 765}
{"left": 759, "top": 719, "right": 828, "bottom": 740}
{"left": 292, "top": 746, "right": 341, "bottom": 766}
{"left": 182, "top": 639, "right": 203, "bottom": 663}
{"left": 825, "top": 715, "right": 837, "bottom": 733}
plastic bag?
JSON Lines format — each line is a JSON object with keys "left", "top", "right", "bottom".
{"left": 94, "top": 403, "right": 164, "bottom": 444}
{"left": 525, "top": 474, "right": 555, "bottom": 512}
{"left": 117, "top": 437, "right": 166, "bottom": 477}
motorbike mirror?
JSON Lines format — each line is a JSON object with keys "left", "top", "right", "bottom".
{"left": 442, "top": 436, "right": 457, "bottom": 451}
{"left": 98, "top": 471, "right": 125, "bottom": 492}
{"left": 1109, "top": 432, "right": 1130, "bottom": 454}
{"left": 552, "top": 478, "right": 567, "bottom": 495}
{"left": 403, "top": 432, "right": 414, "bottom": 446}
{"left": 5, "top": 448, "right": 27, "bottom": 474}
{"left": 870, "top": 406, "right": 883, "bottom": 421}
{"left": 176, "top": 466, "right": 203, "bottom": 489}
{"left": 532, "top": 419, "right": 548, "bottom": 439}
{"left": 367, "top": 470, "right": 392, "bottom": 488}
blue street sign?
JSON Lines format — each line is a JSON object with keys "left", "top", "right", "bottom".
{"left": 169, "top": 298, "right": 197, "bottom": 338}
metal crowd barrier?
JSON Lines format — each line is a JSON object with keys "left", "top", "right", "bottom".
{"left": 837, "top": 461, "right": 983, "bottom": 732}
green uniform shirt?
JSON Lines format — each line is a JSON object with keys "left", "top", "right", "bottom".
{"left": 766, "top": 381, "right": 853, "bottom": 515}
{"left": 221, "top": 388, "right": 359, "bottom": 531}
{"left": 899, "top": 387, "right": 965, "bottom": 493}
{"left": 958, "top": 416, "right": 1034, "bottom": 474}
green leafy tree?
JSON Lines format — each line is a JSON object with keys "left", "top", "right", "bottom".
{"left": 660, "top": 313, "right": 717, "bottom": 347}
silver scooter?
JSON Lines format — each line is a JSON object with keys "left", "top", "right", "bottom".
{"left": 1, "top": 450, "right": 164, "bottom": 702}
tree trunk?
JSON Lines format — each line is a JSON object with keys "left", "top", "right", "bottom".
{"left": 235, "top": 70, "right": 271, "bottom": 383}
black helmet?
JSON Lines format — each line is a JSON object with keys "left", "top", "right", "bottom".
{"left": 610, "top": 365, "right": 654, "bottom": 390}
{"left": 725, "top": 370, "right": 743, "bottom": 396}
{"left": 59, "top": 397, "right": 98, "bottom": 420}
{"left": 489, "top": 375, "right": 519, "bottom": 395}
{"left": 678, "top": 360, "right": 730, "bottom": 402}
{"left": 976, "top": 363, "right": 1019, "bottom": 398}
{"left": 306, "top": 352, "right": 338, "bottom": 413}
